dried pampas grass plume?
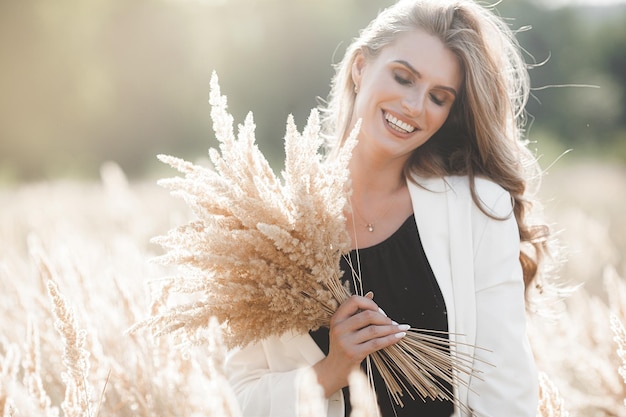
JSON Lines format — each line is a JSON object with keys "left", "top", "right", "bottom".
{"left": 610, "top": 315, "right": 626, "bottom": 389}
{"left": 47, "top": 280, "right": 94, "bottom": 417}
{"left": 22, "top": 318, "right": 59, "bottom": 417}
{"left": 131, "top": 71, "right": 357, "bottom": 347}
{"left": 297, "top": 368, "right": 326, "bottom": 417}
{"left": 0, "top": 342, "right": 20, "bottom": 417}
{"left": 348, "top": 370, "right": 381, "bottom": 417}
{"left": 2, "top": 400, "right": 16, "bottom": 417}
{"left": 537, "top": 372, "right": 569, "bottom": 417}
{"left": 205, "top": 318, "right": 241, "bottom": 417}
{"left": 131, "top": 71, "right": 479, "bottom": 409}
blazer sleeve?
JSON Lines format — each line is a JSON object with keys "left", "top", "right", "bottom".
{"left": 225, "top": 335, "right": 336, "bottom": 417}
{"left": 467, "top": 188, "right": 538, "bottom": 416}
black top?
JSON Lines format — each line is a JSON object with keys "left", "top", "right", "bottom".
{"left": 310, "top": 214, "right": 454, "bottom": 417}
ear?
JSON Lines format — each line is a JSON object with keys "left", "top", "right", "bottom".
{"left": 351, "top": 51, "right": 367, "bottom": 91}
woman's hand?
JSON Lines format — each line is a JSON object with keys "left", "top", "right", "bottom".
{"left": 312, "top": 293, "right": 409, "bottom": 397}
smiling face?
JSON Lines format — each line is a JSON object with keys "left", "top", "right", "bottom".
{"left": 350, "top": 29, "right": 462, "bottom": 164}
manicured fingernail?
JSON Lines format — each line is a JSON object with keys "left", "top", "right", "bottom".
{"left": 397, "top": 324, "right": 410, "bottom": 331}
{"left": 365, "top": 291, "right": 374, "bottom": 299}
{"left": 378, "top": 307, "right": 387, "bottom": 317}
{"left": 392, "top": 321, "right": 398, "bottom": 326}
{"left": 394, "top": 332, "right": 407, "bottom": 339}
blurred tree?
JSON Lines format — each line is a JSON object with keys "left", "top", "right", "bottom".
{"left": 500, "top": 1, "right": 626, "bottom": 160}
{"left": 0, "top": 0, "right": 624, "bottom": 182}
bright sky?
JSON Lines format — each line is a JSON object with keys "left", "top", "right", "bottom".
{"left": 538, "top": 0, "right": 626, "bottom": 7}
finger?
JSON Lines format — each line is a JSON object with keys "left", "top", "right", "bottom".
{"left": 331, "top": 310, "right": 404, "bottom": 348}
{"left": 362, "top": 291, "right": 388, "bottom": 317}
{"left": 343, "top": 309, "right": 394, "bottom": 331}
{"left": 333, "top": 295, "right": 381, "bottom": 322}
{"left": 335, "top": 323, "right": 410, "bottom": 362}
{"left": 353, "top": 323, "right": 410, "bottom": 346}
{"left": 358, "top": 328, "right": 409, "bottom": 355}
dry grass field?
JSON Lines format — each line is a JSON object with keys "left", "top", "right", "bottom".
{"left": 0, "top": 160, "right": 624, "bottom": 416}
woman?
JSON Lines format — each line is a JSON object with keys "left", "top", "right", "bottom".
{"left": 226, "top": 0, "right": 550, "bottom": 415}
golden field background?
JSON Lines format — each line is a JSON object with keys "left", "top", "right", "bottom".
{"left": 0, "top": 159, "right": 625, "bottom": 416}
{"left": 2, "top": 1, "right": 625, "bottom": 414}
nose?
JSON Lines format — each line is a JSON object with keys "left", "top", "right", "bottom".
{"left": 401, "top": 88, "right": 425, "bottom": 117}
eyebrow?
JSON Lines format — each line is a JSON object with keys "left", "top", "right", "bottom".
{"left": 393, "top": 59, "right": 458, "bottom": 97}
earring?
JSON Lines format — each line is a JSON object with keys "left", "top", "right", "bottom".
{"left": 354, "top": 85, "right": 359, "bottom": 94}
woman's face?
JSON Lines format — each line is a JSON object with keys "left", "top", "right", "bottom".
{"left": 351, "top": 29, "right": 462, "bottom": 163}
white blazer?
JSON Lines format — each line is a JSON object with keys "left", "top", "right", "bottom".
{"left": 225, "top": 175, "right": 538, "bottom": 417}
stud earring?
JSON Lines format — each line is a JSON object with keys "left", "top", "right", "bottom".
{"left": 354, "top": 85, "right": 359, "bottom": 94}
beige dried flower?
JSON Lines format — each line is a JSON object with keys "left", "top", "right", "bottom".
{"left": 133, "top": 72, "right": 477, "bottom": 408}
{"left": 47, "top": 280, "right": 93, "bottom": 417}
{"left": 610, "top": 315, "right": 626, "bottom": 390}
{"left": 2, "top": 399, "right": 16, "bottom": 417}
{"left": 348, "top": 369, "right": 381, "bottom": 417}
{"left": 132, "top": 71, "right": 356, "bottom": 347}
{"left": 204, "top": 317, "right": 241, "bottom": 417}
{"left": 297, "top": 367, "right": 326, "bottom": 417}
{"left": 22, "top": 318, "right": 59, "bottom": 417}
{"left": 0, "top": 342, "right": 20, "bottom": 417}
{"left": 537, "top": 372, "right": 569, "bottom": 417}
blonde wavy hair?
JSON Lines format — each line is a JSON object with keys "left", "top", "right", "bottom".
{"left": 321, "top": 0, "right": 555, "bottom": 299}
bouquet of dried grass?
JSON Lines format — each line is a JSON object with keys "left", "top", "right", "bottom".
{"left": 132, "top": 72, "right": 476, "bottom": 409}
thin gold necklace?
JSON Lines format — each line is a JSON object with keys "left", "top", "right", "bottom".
{"left": 350, "top": 197, "right": 394, "bottom": 233}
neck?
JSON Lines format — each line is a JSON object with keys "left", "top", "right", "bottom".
{"left": 349, "top": 150, "right": 407, "bottom": 199}
{"left": 347, "top": 150, "right": 409, "bottom": 236}
{"left": 346, "top": 173, "right": 412, "bottom": 246}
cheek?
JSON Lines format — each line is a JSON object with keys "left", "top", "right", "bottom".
{"left": 350, "top": 97, "right": 375, "bottom": 133}
{"left": 430, "top": 108, "right": 453, "bottom": 129}
{"left": 354, "top": 93, "right": 379, "bottom": 121}
{"left": 351, "top": 98, "right": 367, "bottom": 124}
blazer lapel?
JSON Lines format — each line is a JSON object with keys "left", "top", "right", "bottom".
{"left": 279, "top": 331, "right": 326, "bottom": 365}
{"left": 289, "top": 175, "right": 474, "bottom": 416}
{"left": 409, "top": 175, "right": 476, "bottom": 416}
{"left": 407, "top": 176, "right": 456, "bottom": 335}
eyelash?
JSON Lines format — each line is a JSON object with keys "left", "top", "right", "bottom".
{"left": 394, "top": 74, "right": 446, "bottom": 106}
{"left": 394, "top": 74, "right": 411, "bottom": 85}
{"left": 430, "top": 95, "right": 444, "bottom": 106}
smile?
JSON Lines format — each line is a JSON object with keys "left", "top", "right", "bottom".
{"left": 384, "top": 111, "right": 417, "bottom": 134}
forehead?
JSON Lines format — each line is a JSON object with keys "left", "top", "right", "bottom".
{"left": 375, "top": 29, "right": 462, "bottom": 91}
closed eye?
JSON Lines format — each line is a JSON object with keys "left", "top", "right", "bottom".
{"left": 394, "top": 74, "right": 412, "bottom": 86}
{"left": 430, "top": 93, "right": 444, "bottom": 106}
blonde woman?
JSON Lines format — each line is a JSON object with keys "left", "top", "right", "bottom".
{"left": 226, "top": 1, "right": 550, "bottom": 416}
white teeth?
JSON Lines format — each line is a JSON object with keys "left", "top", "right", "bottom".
{"left": 384, "top": 112, "right": 416, "bottom": 133}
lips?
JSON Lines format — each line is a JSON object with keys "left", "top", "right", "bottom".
{"left": 384, "top": 111, "right": 417, "bottom": 134}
